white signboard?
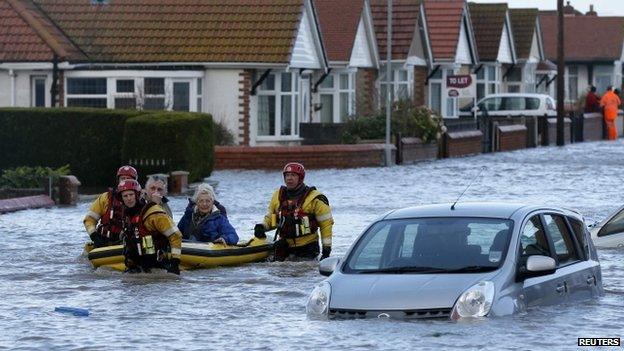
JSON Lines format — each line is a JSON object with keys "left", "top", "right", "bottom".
{"left": 446, "top": 74, "right": 476, "bottom": 98}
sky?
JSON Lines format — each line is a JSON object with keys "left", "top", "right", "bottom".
{"left": 472, "top": 0, "right": 624, "bottom": 16}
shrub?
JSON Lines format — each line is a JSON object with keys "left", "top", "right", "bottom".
{"left": 214, "top": 120, "right": 235, "bottom": 145}
{"left": 0, "top": 108, "right": 141, "bottom": 187}
{"left": 0, "top": 165, "right": 70, "bottom": 189}
{"left": 342, "top": 101, "right": 444, "bottom": 144}
{"left": 121, "top": 112, "right": 214, "bottom": 183}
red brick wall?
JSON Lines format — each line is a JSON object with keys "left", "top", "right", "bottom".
{"left": 496, "top": 125, "right": 527, "bottom": 152}
{"left": 413, "top": 66, "right": 428, "bottom": 107}
{"left": 399, "top": 138, "right": 438, "bottom": 164}
{"left": 355, "top": 68, "right": 377, "bottom": 116}
{"left": 215, "top": 144, "right": 396, "bottom": 170}
{"left": 442, "top": 130, "right": 483, "bottom": 158}
{"left": 238, "top": 70, "right": 252, "bottom": 145}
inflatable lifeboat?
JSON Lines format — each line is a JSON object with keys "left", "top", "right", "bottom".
{"left": 85, "top": 237, "right": 273, "bottom": 271}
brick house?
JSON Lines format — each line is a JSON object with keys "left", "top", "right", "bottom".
{"left": 469, "top": 3, "right": 517, "bottom": 100}
{"left": 0, "top": 0, "right": 329, "bottom": 146}
{"left": 540, "top": 7, "right": 624, "bottom": 106}
{"left": 370, "top": 0, "right": 479, "bottom": 118}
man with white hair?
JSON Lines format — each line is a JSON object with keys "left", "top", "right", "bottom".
{"left": 177, "top": 183, "right": 238, "bottom": 244}
{"left": 143, "top": 174, "right": 173, "bottom": 219}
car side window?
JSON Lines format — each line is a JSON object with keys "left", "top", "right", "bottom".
{"left": 598, "top": 208, "right": 624, "bottom": 237}
{"left": 568, "top": 217, "right": 588, "bottom": 260}
{"left": 543, "top": 214, "right": 579, "bottom": 265}
{"left": 481, "top": 97, "right": 502, "bottom": 111}
{"left": 504, "top": 97, "right": 526, "bottom": 110}
{"left": 526, "top": 98, "right": 540, "bottom": 110}
{"left": 546, "top": 98, "right": 555, "bottom": 110}
{"left": 520, "top": 216, "right": 550, "bottom": 257}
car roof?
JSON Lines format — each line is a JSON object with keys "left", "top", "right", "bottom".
{"left": 480, "top": 93, "right": 551, "bottom": 99}
{"left": 383, "top": 202, "right": 558, "bottom": 220}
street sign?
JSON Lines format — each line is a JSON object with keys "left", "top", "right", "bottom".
{"left": 446, "top": 74, "right": 476, "bottom": 98}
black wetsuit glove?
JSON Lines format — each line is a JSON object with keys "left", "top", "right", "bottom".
{"left": 321, "top": 246, "right": 331, "bottom": 260}
{"left": 167, "top": 258, "right": 180, "bottom": 275}
{"left": 90, "top": 232, "right": 106, "bottom": 248}
{"left": 254, "top": 224, "right": 266, "bottom": 239}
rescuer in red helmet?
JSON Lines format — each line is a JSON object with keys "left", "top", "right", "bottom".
{"left": 83, "top": 165, "right": 139, "bottom": 248}
{"left": 254, "top": 162, "right": 333, "bottom": 261}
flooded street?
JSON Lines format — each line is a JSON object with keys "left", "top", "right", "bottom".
{"left": 1, "top": 140, "right": 623, "bottom": 350}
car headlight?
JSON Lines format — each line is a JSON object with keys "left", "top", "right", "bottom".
{"left": 451, "top": 281, "right": 495, "bottom": 320}
{"left": 306, "top": 281, "right": 331, "bottom": 319}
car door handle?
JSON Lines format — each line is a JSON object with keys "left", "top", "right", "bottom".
{"left": 587, "top": 276, "right": 595, "bottom": 285}
{"left": 556, "top": 285, "right": 565, "bottom": 293}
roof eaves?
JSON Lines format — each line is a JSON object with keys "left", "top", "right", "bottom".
{"left": 505, "top": 10, "right": 517, "bottom": 64}
{"left": 462, "top": 2, "right": 479, "bottom": 65}
{"left": 307, "top": 0, "right": 329, "bottom": 72}
{"left": 363, "top": 0, "right": 380, "bottom": 69}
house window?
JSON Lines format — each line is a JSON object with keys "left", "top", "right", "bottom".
{"left": 114, "top": 79, "right": 136, "bottom": 109}
{"left": 197, "top": 78, "right": 203, "bottom": 113}
{"left": 317, "top": 71, "right": 355, "bottom": 123}
{"left": 143, "top": 78, "right": 166, "bottom": 110}
{"left": 257, "top": 72, "right": 299, "bottom": 137}
{"left": 428, "top": 69, "right": 443, "bottom": 115}
{"left": 506, "top": 67, "right": 522, "bottom": 93}
{"left": 477, "top": 66, "right": 499, "bottom": 100}
{"left": 31, "top": 76, "right": 46, "bottom": 107}
{"left": 379, "top": 65, "right": 413, "bottom": 106}
{"left": 594, "top": 65, "right": 613, "bottom": 95}
{"left": 523, "top": 63, "right": 536, "bottom": 93}
{"left": 566, "top": 66, "right": 578, "bottom": 101}
{"left": 66, "top": 78, "right": 107, "bottom": 108}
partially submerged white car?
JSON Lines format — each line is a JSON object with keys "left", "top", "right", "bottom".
{"left": 590, "top": 205, "right": 624, "bottom": 248}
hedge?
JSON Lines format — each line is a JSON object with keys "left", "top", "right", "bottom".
{"left": 122, "top": 112, "right": 214, "bottom": 183}
{"left": 0, "top": 108, "right": 215, "bottom": 187}
{"left": 0, "top": 108, "right": 140, "bottom": 187}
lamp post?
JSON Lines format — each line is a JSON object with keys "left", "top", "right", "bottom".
{"left": 556, "top": 0, "right": 565, "bottom": 146}
{"left": 385, "top": 0, "right": 393, "bottom": 166}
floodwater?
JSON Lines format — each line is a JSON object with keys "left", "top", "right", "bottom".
{"left": 1, "top": 140, "right": 623, "bottom": 350}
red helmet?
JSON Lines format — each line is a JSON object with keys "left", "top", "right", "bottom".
{"left": 283, "top": 162, "right": 305, "bottom": 182}
{"left": 117, "top": 179, "right": 142, "bottom": 194}
{"left": 117, "top": 165, "right": 138, "bottom": 180}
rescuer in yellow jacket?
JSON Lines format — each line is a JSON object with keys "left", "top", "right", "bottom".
{"left": 83, "top": 165, "right": 138, "bottom": 247}
{"left": 118, "top": 179, "right": 183, "bottom": 275}
{"left": 254, "top": 162, "right": 333, "bottom": 261}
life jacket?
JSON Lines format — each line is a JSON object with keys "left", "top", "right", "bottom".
{"left": 96, "top": 188, "right": 125, "bottom": 241}
{"left": 137, "top": 202, "right": 171, "bottom": 255}
{"left": 277, "top": 186, "right": 319, "bottom": 239}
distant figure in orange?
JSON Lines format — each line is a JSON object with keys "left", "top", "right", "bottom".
{"left": 600, "top": 86, "right": 621, "bottom": 140}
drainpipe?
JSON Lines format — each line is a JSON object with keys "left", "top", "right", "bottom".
{"left": 51, "top": 55, "right": 59, "bottom": 107}
{"left": 9, "top": 69, "right": 16, "bottom": 106}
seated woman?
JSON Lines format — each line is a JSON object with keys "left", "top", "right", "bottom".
{"left": 178, "top": 183, "right": 238, "bottom": 245}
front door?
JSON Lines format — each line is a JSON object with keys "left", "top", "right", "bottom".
{"left": 172, "top": 81, "right": 190, "bottom": 111}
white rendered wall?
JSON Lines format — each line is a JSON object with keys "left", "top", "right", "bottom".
{"left": 0, "top": 71, "right": 10, "bottom": 106}
{"left": 204, "top": 69, "right": 243, "bottom": 145}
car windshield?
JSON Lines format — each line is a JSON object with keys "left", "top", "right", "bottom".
{"left": 344, "top": 217, "right": 513, "bottom": 274}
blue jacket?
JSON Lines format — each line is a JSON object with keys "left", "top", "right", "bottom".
{"left": 177, "top": 203, "right": 239, "bottom": 245}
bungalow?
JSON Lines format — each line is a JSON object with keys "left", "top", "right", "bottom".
{"left": 0, "top": 0, "right": 329, "bottom": 146}
{"left": 540, "top": 7, "right": 624, "bottom": 106}
{"left": 468, "top": 2, "right": 517, "bottom": 100}
{"left": 509, "top": 8, "right": 551, "bottom": 95}
{"left": 370, "top": 0, "right": 479, "bottom": 118}
{"left": 312, "top": 0, "right": 380, "bottom": 122}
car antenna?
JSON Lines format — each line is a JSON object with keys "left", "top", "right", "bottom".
{"left": 451, "top": 166, "right": 486, "bottom": 210}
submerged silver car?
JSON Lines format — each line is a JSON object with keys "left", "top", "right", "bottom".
{"left": 306, "top": 203, "right": 603, "bottom": 320}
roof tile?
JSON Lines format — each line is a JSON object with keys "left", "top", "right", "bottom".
{"left": 423, "top": 0, "right": 465, "bottom": 61}
{"left": 371, "top": 0, "right": 420, "bottom": 60}
{"left": 468, "top": 2, "right": 507, "bottom": 62}
{"left": 315, "top": 0, "right": 364, "bottom": 62}
{"left": 509, "top": 8, "right": 538, "bottom": 60}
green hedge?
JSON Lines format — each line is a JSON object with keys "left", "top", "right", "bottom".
{"left": 0, "top": 108, "right": 215, "bottom": 187}
{"left": 122, "top": 112, "right": 214, "bottom": 183}
{"left": 0, "top": 108, "right": 140, "bottom": 186}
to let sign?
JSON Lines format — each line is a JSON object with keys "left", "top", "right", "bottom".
{"left": 446, "top": 74, "right": 476, "bottom": 98}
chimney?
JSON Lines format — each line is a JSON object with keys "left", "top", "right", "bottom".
{"left": 564, "top": 0, "right": 576, "bottom": 16}
{"left": 586, "top": 4, "right": 597, "bottom": 16}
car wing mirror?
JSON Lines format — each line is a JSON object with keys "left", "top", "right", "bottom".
{"left": 319, "top": 256, "right": 341, "bottom": 276}
{"left": 517, "top": 255, "right": 556, "bottom": 281}
{"left": 587, "top": 221, "right": 598, "bottom": 228}
{"left": 471, "top": 106, "right": 479, "bottom": 113}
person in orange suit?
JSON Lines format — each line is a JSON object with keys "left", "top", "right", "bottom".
{"left": 600, "top": 86, "right": 621, "bottom": 140}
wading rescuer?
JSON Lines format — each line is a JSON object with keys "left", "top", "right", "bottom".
{"left": 254, "top": 162, "right": 333, "bottom": 261}
{"left": 83, "top": 165, "right": 139, "bottom": 247}
{"left": 600, "top": 86, "right": 621, "bottom": 140}
{"left": 119, "top": 179, "right": 183, "bottom": 275}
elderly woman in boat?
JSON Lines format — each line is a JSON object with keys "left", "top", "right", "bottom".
{"left": 178, "top": 183, "right": 239, "bottom": 245}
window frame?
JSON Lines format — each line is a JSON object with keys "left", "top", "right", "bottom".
{"left": 30, "top": 75, "right": 47, "bottom": 107}
{"left": 539, "top": 213, "right": 582, "bottom": 267}
{"left": 316, "top": 70, "right": 356, "bottom": 123}
{"left": 256, "top": 71, "right": 300, "bottom": 140}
